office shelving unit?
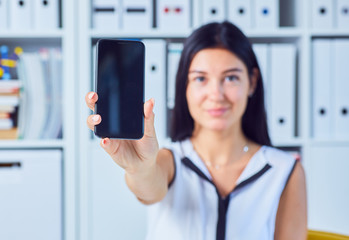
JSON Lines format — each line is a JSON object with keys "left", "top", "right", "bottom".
{"left": 2, "top": 1, "right": 348, "bottom": 236}
{"left": 0, "top": 1, "right": 77, "bottom": 240}
{"left": 81, "top": 0, "right": 349, "bottom": 239}
{"left": 4, "top": 0, "right": 347, "bottom": 239}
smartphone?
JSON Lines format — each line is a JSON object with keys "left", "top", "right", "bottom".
{"left": 94, "top": 39, "right": 145, "bottom": 139}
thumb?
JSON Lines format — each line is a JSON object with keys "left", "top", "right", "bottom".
{"left": 143, "top": 98, "right": 156, "bottom": 139}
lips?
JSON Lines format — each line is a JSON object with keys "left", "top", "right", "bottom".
{"left": 207, "top": 107, "right": 228, "bottom": 117}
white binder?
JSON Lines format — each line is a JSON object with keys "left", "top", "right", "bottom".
{"left": 17, "top": 52, "right": 48, "bottom": 139}
{"left": 269, "top": 44, "right": 296, "bottom": 142}
{"left": 311, "top": 0, "right": 334, "bottom": 28}
{"left": 167, "top": 43, "right": 183, "bottom": 109}
{"left": 143, "top": 39, "right": 167, "bottom": 145}
{"left": 9, "top": 0, "right": 32, "bottom": 30}
{"left": 122, "top": 0, "right": 152, "bottom": 30}
{"left": 33, "top": 0, "right": 59, "bottom": 30}
{"left": 336, "top": 0, "right": 349, "bottom": 29}
{"left": 312, "top": 39, "right": 333, "bottom": 139}
{"left": 92, "top": 0, "right": 120, "bottom": 30}
{"left": 157, "top": 0, "right": 191, "bottom": 31}
{"left": 40, "top": 48, "right": 63, "bottom": 139}
{"left": 252, "top": 44, "right": 270, "bottom": 117}
{"left": 201, "top": 0, "right": 225, "bottom": 25}
{"left": 227, "top": 0, "right": 252, "bottom": 30}
{"left": 255, "top": 0, "right": 279, "bottom": 29}
{"left": 0, "top": 150, "right": 62, "bottom": 240}
{"left": 333, "top": 39, "right": 349, "bottom": 139}
{"left": 0, "top": 0, "right": 8, "bottom": 30}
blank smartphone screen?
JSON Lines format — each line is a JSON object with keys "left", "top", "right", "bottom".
{"left": 95, "top": 39, "right": 144, "bottom": 139}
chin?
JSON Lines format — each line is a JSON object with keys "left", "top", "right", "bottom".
{"left": 207, "top": 121, "right": 230, "bottom": 131}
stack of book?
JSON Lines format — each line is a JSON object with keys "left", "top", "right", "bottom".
{"left": 0, "top": 80, "right": 21, "bottom": 139}
{"left": 0, "top": 46, "right": 62, "bottom": 140}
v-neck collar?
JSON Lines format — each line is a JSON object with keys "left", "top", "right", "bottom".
{"left": 180, "top": 139, "right": 272, "bottom": 191}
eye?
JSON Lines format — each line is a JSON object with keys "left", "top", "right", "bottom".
{"left": 194, "top": 76, "right": 205, "bottom": 82}
{"left": 224, "top": 75, "right": 238, "bottom": 82}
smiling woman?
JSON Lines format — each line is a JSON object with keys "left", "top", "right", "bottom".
{"left": 85, "top": 21, "right": 307, "bottom": 240}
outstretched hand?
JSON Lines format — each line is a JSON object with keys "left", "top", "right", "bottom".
{"left": 85, "top": 91, "right": 159, "bottom": 174}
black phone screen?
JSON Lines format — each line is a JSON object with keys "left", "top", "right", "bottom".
{"left": 94, "top": 39, "right": 145, "bottom": 139}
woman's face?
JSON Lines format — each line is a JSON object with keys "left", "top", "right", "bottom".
{"left": 186, "top": 48, "right": 256, "bottom": 133}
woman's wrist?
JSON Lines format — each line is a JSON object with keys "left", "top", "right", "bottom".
{"left": 125, "top": 161, "right": 167, "bottom": 203}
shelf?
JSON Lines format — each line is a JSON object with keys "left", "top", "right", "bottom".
{"left": 0, "top": 30, "right": 64, "bottom": 39}
{"left": 90, "top": 27, "right": 303, "bottom": 39}
{"left": 0, "top": 31, "right": 63, "bottom": 47}
{"left": 311, "top": 29, "right": 349, "bottom": 37}
{"left": 90, "top": 29, "right": 192, "bottom": 39}
{"left": 90, "top": 28, "right": 349, "bottom": 40}
{"left": 272, "top": 138, "right": 305, "bottom": 147}
{"left": 0, "top": 139, "right": 65, "bottom": 149}
{"left": 245, "top": 28, "right": 303, "bottom": 38}
{"left": 309, "top": 139, "right": 349, "bottom": 146}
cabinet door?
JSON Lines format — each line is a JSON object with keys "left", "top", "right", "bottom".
{"left": 307, "top": 145, "right": 349, "bottom": 235}
{"left": 0, "top": 150, "right": 62, "bottom": 240}
{"left": 90, "top": 146, "right": 146, "bottom": 240}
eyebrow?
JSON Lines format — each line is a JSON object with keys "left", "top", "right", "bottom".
{"left": 223, "top": 68, "right": 243, "bottom": 74}
{"left": 188, "top": 68, "right": 243, "bottom": 74}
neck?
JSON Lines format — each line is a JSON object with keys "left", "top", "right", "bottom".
{"left": 190, "top": 126, "right": 249, "bottom": 167}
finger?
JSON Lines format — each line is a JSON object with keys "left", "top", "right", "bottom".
{"left": 85, "top": 92, "right": 98, "bottom": 111}
{"left": 143, "top": 98, "right": 156, "bottom": 139}
{"left": 86, "top": 114, "right": 101, "bottom": 131}
{"left": 100, "top": 138, "right": 121, "bottom": 160}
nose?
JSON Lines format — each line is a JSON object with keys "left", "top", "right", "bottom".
{"left": 208, "top": 80, "right": 224, "bottom": 101}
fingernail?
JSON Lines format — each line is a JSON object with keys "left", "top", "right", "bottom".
{"left": 102, "top": 138, "right": 108, "bottom": 146}
{"left": 92, "top": 115, "right": 100, "bottom": 122}
{"left": 88, "top": 92, "right": 95, "bottom": 99}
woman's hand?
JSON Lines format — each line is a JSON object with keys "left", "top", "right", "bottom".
{"left": 85, "top": 91, "right": 159, "bottom": 175}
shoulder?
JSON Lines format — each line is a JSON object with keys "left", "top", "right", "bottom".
{"left": 263, "top": 146, "right": 294, "bottom": 160}
{"left": 261, "top": 146, "right": 305, "bottom": 191}
{"left": 263, "top": 146, "right": 296, "bottom": 168}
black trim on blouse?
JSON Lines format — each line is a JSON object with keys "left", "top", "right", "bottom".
{"left": 181, "top": 157, "right": 272, "bottom": 240}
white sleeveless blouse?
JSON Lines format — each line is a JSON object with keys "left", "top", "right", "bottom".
{"left": 145, "top": 139, "right": 297, "bottom": 240}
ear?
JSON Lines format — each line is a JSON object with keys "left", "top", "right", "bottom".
{"left": 249, "top": 68, "right": 259, "bottom": 97}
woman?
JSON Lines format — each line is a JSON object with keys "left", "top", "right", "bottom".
{"left": 86, "top": 21, "right": 307, "bottom": 240}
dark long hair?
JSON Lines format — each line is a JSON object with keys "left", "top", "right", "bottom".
{"left": 170, "top": 21, "right": 271, "bottom": 146}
